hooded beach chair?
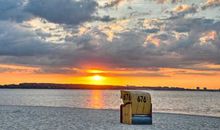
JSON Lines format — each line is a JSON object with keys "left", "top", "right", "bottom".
{"left": 120, "top": 90, "right": 152, "bottom": 125}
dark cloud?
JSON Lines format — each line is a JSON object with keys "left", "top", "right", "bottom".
{"left": 26, "top": 0, "right": 98, "bottom": 25}
{"left": 165, "top": 18, "right": 220, "bottom": 64}
{"left": 0, "top": 21, "right": 53, "bottom": 56}
{"left": 101, "top": 71, "right": 169, "bottom": 77}
{"left": 92, "top": 15, "right": 116, "bottom": 22}
{"left": 0, "top": 67, "right": 28, "bottom": 73}
{"left": 0, "top": 0, "right": 106, "bottom": 25}
{"left": 36, "top": 67, "right": 78, "bottom": 74}
{"left": 174, "top": 70, "right": 217, "bottom": 76}
{"left": 0, "top": 0, "right": 31, "bottom": 22}
{"left": 167, "top": 18, "right": 220, "bottom": 36}
{"left": 182, "top": 66, "right": 220, "bottom": 72}
{"left": 143, "top": 28, "right": 160, "bottom": 33}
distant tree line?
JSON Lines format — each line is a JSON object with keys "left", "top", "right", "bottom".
{"left": 0, "top": 83, "right": 219, "bottom": 91}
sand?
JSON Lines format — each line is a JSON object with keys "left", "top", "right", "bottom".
{"left": 0, "top": 105, "right": 219, "bottom": 130}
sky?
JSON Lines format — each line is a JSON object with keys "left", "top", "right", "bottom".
{"left": 0, "top": 0, "right": 220, "bottom": 89}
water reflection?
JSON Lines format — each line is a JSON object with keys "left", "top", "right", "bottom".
{"left": 88, "top": 90, "right": 104, "bottom": 109}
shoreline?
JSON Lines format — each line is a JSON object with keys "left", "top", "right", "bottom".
{"left": 0, "top": 105, "right": 219, "bottom": 130}
{"left": 1, "top": 83, "right": 219, "bottom": 92}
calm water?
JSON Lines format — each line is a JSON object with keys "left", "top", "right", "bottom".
{"left": 0, "top": 89, "right": 219, "bottom": 117}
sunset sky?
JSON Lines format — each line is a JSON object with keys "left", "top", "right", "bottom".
{"left": 0, "top": 0, "right": 220, "bottom": 89}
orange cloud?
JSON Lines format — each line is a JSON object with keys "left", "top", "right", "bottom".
{"left": 144, "top": 34, "right": 161, "bottom": 47}
{"left": 202, "top": 0, "right": 220, "bottom": 9}
{"left": 77, "top": 26, "right": 91, "bottom": 36}
{"left": 173, "top": 5, "right": 193, "bottom": 13}
{"left": 143, "top": 18, "right": 162, "bottom": 30}
{"left": 199, "top": 31, "right": 218, "bottom": 45}
{"left": 98, "top": 19, "right": 129, "bottom": 41}
{"left": 0, "top": 64, "right": 39, "bottom": 74}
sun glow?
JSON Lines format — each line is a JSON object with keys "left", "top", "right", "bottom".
{"left": 87, "top": 69, "right": 105, "bottom": 74}
{"left": 88, "top": 75, "right": 106, "bottom": 85}
{"left": 92, "top": 75, "right": 103, "bottom": 81}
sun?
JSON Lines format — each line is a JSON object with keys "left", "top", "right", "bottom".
{"left": 92, "top": 75, "right": 103, "bottom": 81}
{"left": 89, "top": 75, "right": 105, "bottom": 85}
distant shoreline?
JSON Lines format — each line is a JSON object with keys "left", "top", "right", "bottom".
{"left": 0, "top": 83, "right": 219, "bottom": 92}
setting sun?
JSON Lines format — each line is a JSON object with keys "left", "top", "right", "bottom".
{"left": 88, "top": 75, "right": 106, "bottom": 85}
{"left": 92, "top": 75, "right": 103, "bottom": 81}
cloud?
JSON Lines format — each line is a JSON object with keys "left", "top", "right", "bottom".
{"left": 36, "top": 67, "right": 78, "bottom": 74}
{"left": 1, "top": 17, "right": 220, "bottom": 74}
{"left": 0, "top": 0, "right": 220, "bottom": 76}
{"left": 0, "top": 21, "right": 53, "bottom": 57}
{"left": 92, "top": 15, "right": 116, "bottom": 22}
{"left": 0, "top": 64, "right": 38, "bottom": 73}
{"left": 142, "top": 19, "right": 162, "bottom": 33}
{"left": 102, "top": 0, "right": 128, "bottom": 8}
{"left": 163, "top": 18, "right": 220, "bottom": 63}
{"left": 202, "top": 0, "right": 220, "bottom": 10}
{"left": 97, "top": 19, "right": 129, "bottom": 41}
{"left": 26, "top": 0, "right": 98, "bottom": 25}
{"left": 0, "top": 0, "right": 110, "bottom": 25}
{"left": 174, "top": 70, "right": 217, "bottom": 76}
{"left": 155, "top": 0, "right": 183, "bottom": 4}
{"left": 172, "top": 4, "right": 197, "bottom": 13}
{"left": 199, "top": 31, "right": 218, "bottom": 45}
{"left": 0, "top": 0, "right": 31, "bottom": 22}
{"left": 167, "top": 4, "right": 197, "bottom": 18}
{"left": 144, "top": 34, "right": 161, "bottom": 47}
{"left": 22, "top": 17, "right": 74, "bottom": 43}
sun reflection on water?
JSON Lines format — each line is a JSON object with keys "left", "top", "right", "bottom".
{"left": 88, "top": 90, "right": 104, "bottom": 109}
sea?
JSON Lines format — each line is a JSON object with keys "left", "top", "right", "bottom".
{"left": 0, "top": 89, "right": 219, "bottom": 117}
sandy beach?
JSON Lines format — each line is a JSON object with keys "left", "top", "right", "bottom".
{"left": 0, "top": 105, "right": 219, "bottom": 130}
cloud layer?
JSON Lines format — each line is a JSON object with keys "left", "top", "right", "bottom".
{"left": 0, "top": 0, "right": 220, "bottom": 76}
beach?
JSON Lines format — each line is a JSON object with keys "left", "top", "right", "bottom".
{"left": 0, "top": 105, "right": 219, "bottom": 130}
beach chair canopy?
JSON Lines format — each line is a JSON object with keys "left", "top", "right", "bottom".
{"left": 121, "top": 90, "right": 151, "bottom": 115}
